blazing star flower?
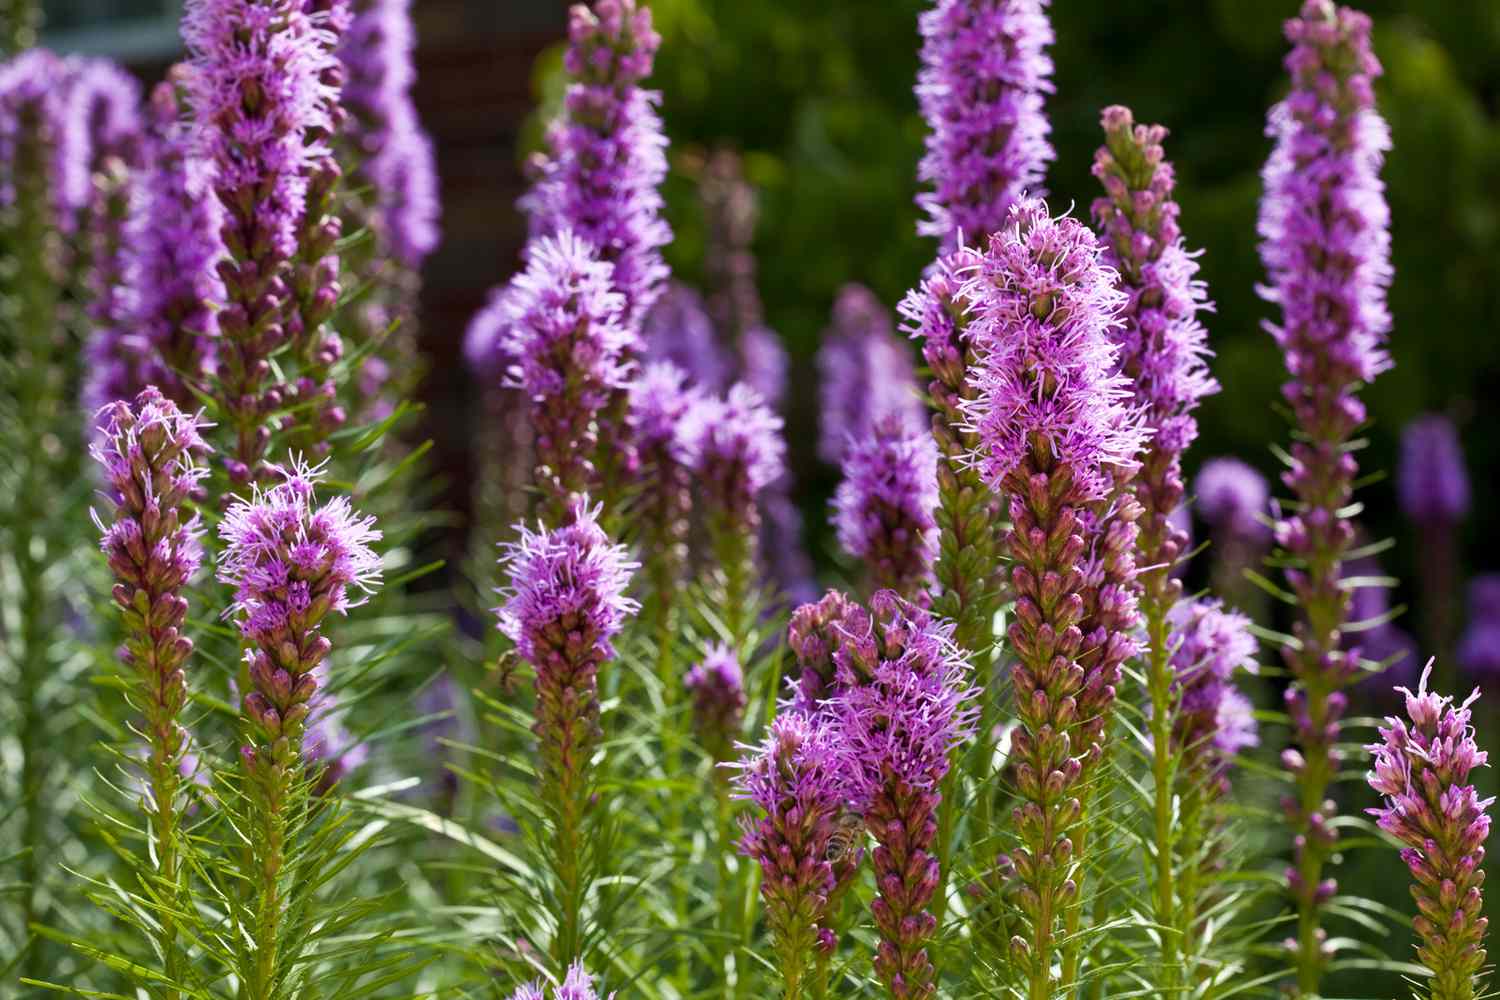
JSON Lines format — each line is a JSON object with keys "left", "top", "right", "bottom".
{"left": 494, "top": 231, "right": 633, "bottom": 517}
{"left": 1168, "top": 598, "right": 1260, "bottom": 792}
{"left": 684, "top": 643, "right": 746, "bottom": 765}
{"left": 735, "top": 710, "right": 862, "bottom": 998}
{"left": 962, "top": 196, "right": 1144, "bottom": 994}
{"left": 817, "top": 284, "right": 924, "bottom": 466}
{"left": 827, "top": 590, "right": 975, "bottom": 1000}
{"left": 832, "top": 415, "right": 940, "bottom": 601}
{"left": 628, "top": 361, "right": 697, "bottom": 609}
{"left": 0, "top": 50, "right": 71, "bottom": 216}
{"left": 1367, "top": 665, "right": 1492, "bottom": 998}
{"left": 786, "top": 590, "right": 857, "bottom": 716}
{"left": 738, "top": 324, "right": 789, "bottom": 409}
{"left": 522, "top": 0, "right": 669, "bottom": 330}
{"left": 126, "top": 81, "right": 224, "bottom": 410}
{"left": 495, "top": 499, "right": 637, "bottom": 957}
{"left": 340, "top": 0, "right": 440, "bottom": 269}
{"left": 217, "top": 459, "right": 381, "bottom": 751}
{"left": 1458, "top": 576, "right": 1500, "bottom": 679}
{"left": 507, "top": 962, "right": 612, "bottom": 1000}
{"left": 1259, "top": 7, "right": 1394, "bottom": 978}
{"left": 679, "top": 382, "right": 786, "bottom": 538}
{"left": 641, "top": 282, "right": 732, "bottom": 392}
{"left": 1398, "top": 414, "right": 1470, "bottom": 526}
{"left": 91, "top": 388, "right": 211, "bottom": 799}
{"left": 1195, "top": 457, "right": 1271, "bottom": 544}
{"left": 1091, "top": 105, "right": 1216, "bottom": 594}
{"left": 915, "top": 0, "right": 1055, "bottom": 250}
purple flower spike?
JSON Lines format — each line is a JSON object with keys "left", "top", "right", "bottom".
{"left": 628, "top": 361, "right": 697, "bottom": 609}
{"left": 684, "top": 643, "right": 746, "bottom": 765}
{"left": 495, "top": 499, "right": 637, "bottom": 959}
{"left": 218, "top": 459, "right": 380, "bottom": 758}
{"left": 680, "top": 382, "right": 786, "bottom": 540}
{"left": 523, "top": 0, "right": 669, "bottom": 331}
{"left": 341, "top": 0, "right": 441, "bottom": 269}
{"left": 1398, "top": 415, "right": 1470, "bottom": 526}
{"left": 964, "top": 197, "right": 1145, "bottom": 994}
{"left": 183, "top": 0, "right": 346, "bottom": 480}
{"left": 915, "top": 0, "right": 1055, "bottom": 250}
{"left": 641, "top": 282, "right": 732, "bottom": 393}
{"left": 1195, "top": 458, "right": 1271, "bottom": 544}
{"left": 91, "top": 388, "right": 211, "bottom": 812}
{"left": 1367, "top": 665, "right": 1492, "bottom": 997}
{"left": 135, "top": 80, "right": 224, "bottom": 405}
{"left": 1459, "top": 576, "right": 1500, "bottom": 679}
{"left": 832, "top": 415, "right": 940, "bottom": 602}
{"left": 1258, "top": 6, "right": 1394, "bottom": 982}
{"left": 1168, "top": 599, "right": 1260, "bottom": 794}
{"left": 961, "top": 198, "right": 1146, "bottom": 503}
{"left": 827, "top": 590, "right": 975, "bottom": 1000}
{"left": 785, "top": 590, "right": 857, "bottom": 716}
{"left": 494, "top": 231, "right": 632, "bottom": 520}
{"left": 734, "top": 711, "right": 861, "bottom": 997}
{"left": 0, "top": 50, "right": 70, "bottom": 217}
{"left": 508, "top": 961, "right": 612, "bottom": 1000}
{"left": 817, "top": 283, "right": 924, "bottom": 465}
{"left": 1091, "top": 105, "right": 1216, "bottom": 594}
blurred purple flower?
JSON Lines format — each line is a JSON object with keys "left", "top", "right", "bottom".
{"left": 1398, "top": 414, "right": 1469, "bottom": 526}
{"left": 817, "top": 283, "right": 924, "bottom": 465}
{"left": 684, "top": 643, "right": 746, "bottom": 764}
{"left": 832, "top": 415, "right": 939, "bottom": 601}
{"left": 641, "top": 282, "right": 732, "bottom": 392}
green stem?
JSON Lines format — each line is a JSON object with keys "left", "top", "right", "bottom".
{"left": 1144, "top": 595, "right": 1181, "bottom": 992}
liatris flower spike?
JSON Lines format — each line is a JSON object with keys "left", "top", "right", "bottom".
{"left": 915, "top": 0, "right": 1055, "bottom": 250}
{"left": 91, "top": 387, "right": 210, "bottom": 984}
{"left": 524, "top": 0, "right": 668, "bottom": 330}
{"left": 183, "top": 0, "right": 345, "bottom": 481}
{"left": 735, "top": 711, "right": 861, "bottom": 1000}
{"left": 828, "top": 589, "right": 975, "bottom": 999}
{"left": 216, "top": 458, "right": 380, "bottom": 994}
{"left": 1258, "top": 4, "right": 1392, "bottom": 987}
{"left": 496, "top": 231, "right": 633, "bottom": 524}
{"left": 680, "top": 381, "right": 785, "bottom": 645}
{"left": 508, "top": 961, "right": 613, "bottom": 1000}
{"left": 497, "top": 499, "right": 638, "bottom": 964}
{"left": 684, "top": 642, "right": 746, "bottom": 766}
{"left": 832, "top": 414, "right": 940, "bottom": 602}
{"left": 817, "top": 283, "right": 924, "bottom": 466}
{"left": 628, "top": 361, "right": 696, "bottom": 624}
{"left": 961, "top": 197, "right": 1146, "bottom": 994}
{"left": 1368, "top": 665, "right": 1492, "bottom": 1000}
{"left": 1458, "top": 576, "right": 1500, "bottom": 679}
{"left": 1092, "top": 103, "right": 1216, "bottom": 986}
{"left": 785, "top": 589, "right": 857, "bottom": 717}
{"left": 1195, "top": 456, "right": 1273, "bottom": 612}
{"left": 1399, "top": 415, "right": 1470, "bottom": 673}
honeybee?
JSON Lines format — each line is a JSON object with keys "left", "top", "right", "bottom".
{"left": 825, "top": 812, "right": 867, "bottom": 865}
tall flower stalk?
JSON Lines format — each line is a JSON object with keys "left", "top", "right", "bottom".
{"left": 735, "top": 711, "right": 861, "bottom": 1000}
{"left": 680, "top": 383, "right": 785, "bottom": 649}
{"left": 90, "top": 388, "right": 210, "bottom": 995}
{"left": 915, "top": 0, "right": 1055, "bottom": 251}
{"left": 217, "top": 461, "right": 382, "bottom": 999}
{"left": 496, "top": 501, "right": 638, "bottom": 967}
{"left": 832, "top": 415, "right": 940, "bottom": 602}
{"left": 1368, "top": 666, "right": 1492, "bottom": 1000}
{"left": 1257, "top": 4, "right": 1393, "bottom": 990}
{"left": 1090, "top": 104, "right": 1217, "bottom": 987}
{"left": 182, "top": 0, "right": 344, "bottom": 483}
{"left": 961, "top": 198, "right": 1145, "bottom": 998}
{"left": 829, "top": 590, "right": 975, "bottom": 998}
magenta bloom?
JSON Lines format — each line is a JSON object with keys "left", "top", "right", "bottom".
{"left": 1168, "top": 599, "right": 1260, "bottom": 790}
{"left": 0, "top": 50, "right": 72, "bottom": 215}
{"left": 641, "top": 282, "right": 732, "bottom": 392}
{"left": 735, "top": 710, "right": 861, "bottom": 996}
{"left": 1259, "top": 7, "right": 1394, "bottom": 981}
{"left": 522, "top": 0, "right": 669, "bottom": 330}
{"left": 1367, "top": 666, "right": 1492, "bottom": 997}
{"left": 340, "top": 0, "right": 440, "bottom": 268}
{"left": 217, "top": 457, "right": 380, "bottom": 804}
{"left": 508, "top": 962, "right": 611, "bottom": 1000}
{"left": 915, "top": 0, "right": 1054, "bottom": 250}
{"left": 817, "top": 283, "right": 924, "bottom": 465}
{"left": 1398, "top": 414, "right": 1470, "bottom": 527}
{"left": 786, "top": 589, "right": 857, "bottom": 717}
{"left": 827, "top": 590, "right": 974, "bottom": 999}
{"left": 491, "top": 231, "right": 632, "bottom": 516}
{"left": 1458, "top": 576, "right": 1500, "bottom": 679}
{"left": 1195, "top": 457, "right": 1271, "bottom": 544}
{"left": 679, "top": 382, "right": 786, "bottom": 536}
{"left": 832, "top": 415, "right": 939, "bottom": 601}
{"left": 628, "top": 361, "right": 697, "bottom": 607}
{"left": 962, "top": 198, "right": 1145, "bottom": 502}
{"left": 684, "top": 643, "right": 746, "bottom": 764}
{"left": 496, "top": 500, "right": 637, "bottom": 960}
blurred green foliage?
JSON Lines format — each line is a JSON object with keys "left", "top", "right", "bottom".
{"left": 632, "top": 0, "right": 1500, "bottom": 600}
